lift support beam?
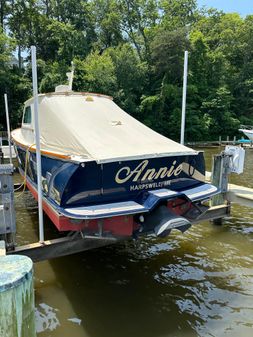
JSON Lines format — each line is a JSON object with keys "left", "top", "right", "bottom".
{"left": 6, "top": 204, "right": 229, "bottom": 263}
{"left": 7, "top": 235, "right": 119, "bottom": 262}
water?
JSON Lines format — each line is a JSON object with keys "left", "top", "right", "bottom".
{"left": 14, "top": 147, "right": 253, "bottom": 337}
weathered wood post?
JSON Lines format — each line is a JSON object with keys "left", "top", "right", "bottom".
{"left": 0, "top": 251, "right": 36, "bottom": 337}
{"left": 219, "top": 136, "right": 221, "bottom": 146}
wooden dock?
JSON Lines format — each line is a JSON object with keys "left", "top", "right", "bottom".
{"left": 228, "top": 183, "right": 253, "bottom": 208}
{"left": 206, "top": 171, "right": 253, "bottom": 208}
{"left": 187, "top": 139, "right": 253, "bottom": 148}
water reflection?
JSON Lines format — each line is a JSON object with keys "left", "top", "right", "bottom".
{"left": 14, "top": 147, "right": 253, "bottom": 337}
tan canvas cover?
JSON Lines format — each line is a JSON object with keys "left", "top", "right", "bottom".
{"left": 14, "top": 93, "right": 197, "bottom": 163}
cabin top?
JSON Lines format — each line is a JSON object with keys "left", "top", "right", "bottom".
{"left": 13, "top": 92, "right": 197, "bottom": 164}
{"left": 24, "top": 91, "right": 113, "bottom": 106}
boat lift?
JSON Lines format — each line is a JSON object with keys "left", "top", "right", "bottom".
{"left": 1, "top": 144, "right": 241, "bottom": 262}
{"left": 0, "top": 48, "right": 248, "bottom": 263}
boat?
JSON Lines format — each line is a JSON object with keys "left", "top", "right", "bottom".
{"left": 239, "top": 125, "right": 253, "bottom": 141}
{"left": 11, "top": 86, "right": 219, "bottom": 238}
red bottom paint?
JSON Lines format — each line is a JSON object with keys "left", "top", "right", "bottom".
{"left": 25, "top": 178, "right": 192, "bottom": 237}
{"left": 25, "top": 178, "right": 134, "bottom": 236}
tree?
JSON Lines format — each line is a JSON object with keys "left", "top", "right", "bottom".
{"left": 73, "top": 50, "right": 117, "bottom": 95}
{"left": 201, "top": 87, "right": 240, "bottom": 138}
{"left": 91, "top": 0, "right": 124, "bottom": 50}
{"left": 151, "top": 28, "right": 190, "bottom": 83}
{"left": 118, "top": 0, "right": 159, "bottom": 62}
{"left": 0, "top": 0, "right": 11, "bottom": 30}
{"left": 0, "top": 31, "right": 31, "bottom": 130}
{"left": 0, "top": 0, "right": 252, "bottom": 140}
{"left": 160, "top": 0, "right": 199, "bottom": 28}
{"left": 108, "top": 43, "right": 148, "bottom": 115}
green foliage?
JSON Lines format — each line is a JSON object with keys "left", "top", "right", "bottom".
{"left": 38, "top": 61, "right": 68, "bottom": 93}
{"left": 74, "top": 51, "right": 117, "bottom": 95}
{"left": 160, "top": 0, "right": 199, "bottom": 28}
{"left": 0, "top": 31, "right": 15, "bottom": 64}
{"left": 0, "top": 1, "right": 253, "bottom": 141}
{"left": 201, "top": 87, "right": 240, "bottom": 138}
{"left": 108, "top": 44, "right": 148, "bottom": 114}
{"left": 0, "top": 32, "right": 31, "bottom": 130}
{"left": 151, "top": 28, "right": 190, "bottom": 82}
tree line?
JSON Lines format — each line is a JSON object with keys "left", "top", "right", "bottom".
{"left": 1, "top": 0, "right": 253, "bottom": 141}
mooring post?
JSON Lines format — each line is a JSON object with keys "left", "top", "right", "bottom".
{"left": 211, "top": 153, "right": 230, "bottom": 225}
{"left": 0, "top": 254, "right": 36, "bottom": 337}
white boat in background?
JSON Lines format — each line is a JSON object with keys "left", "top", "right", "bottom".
{"left": 239, "top": 125, "right": 253, "bottom": 141}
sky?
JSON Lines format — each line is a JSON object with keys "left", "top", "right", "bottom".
{"left": 197, "top": 0, "right": 253, "bottom": 16}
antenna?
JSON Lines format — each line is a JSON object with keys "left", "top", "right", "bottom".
{"left": 180, "top": 51, "right": 188, "bottom": 145}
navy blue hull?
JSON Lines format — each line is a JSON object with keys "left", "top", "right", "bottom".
{"left": 15, "top": 145, "right": 207, "bottom": 208}
{"left": 14, "top": 144, "right": 220, "bottom": 238}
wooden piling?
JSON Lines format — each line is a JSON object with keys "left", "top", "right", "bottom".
{"left": 0, "top": 254, "right": 36, "bottom": 337}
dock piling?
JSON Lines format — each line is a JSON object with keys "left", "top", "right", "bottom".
{"left": 0, "top": 164, "right": 16, "bottom": 249}
{"left": 0, "top": 254, "right": 36, "bottom": 337}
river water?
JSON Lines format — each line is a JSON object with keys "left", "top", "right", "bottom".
{"left": 14, "top": 147, "right": 253, "bottom": 337}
